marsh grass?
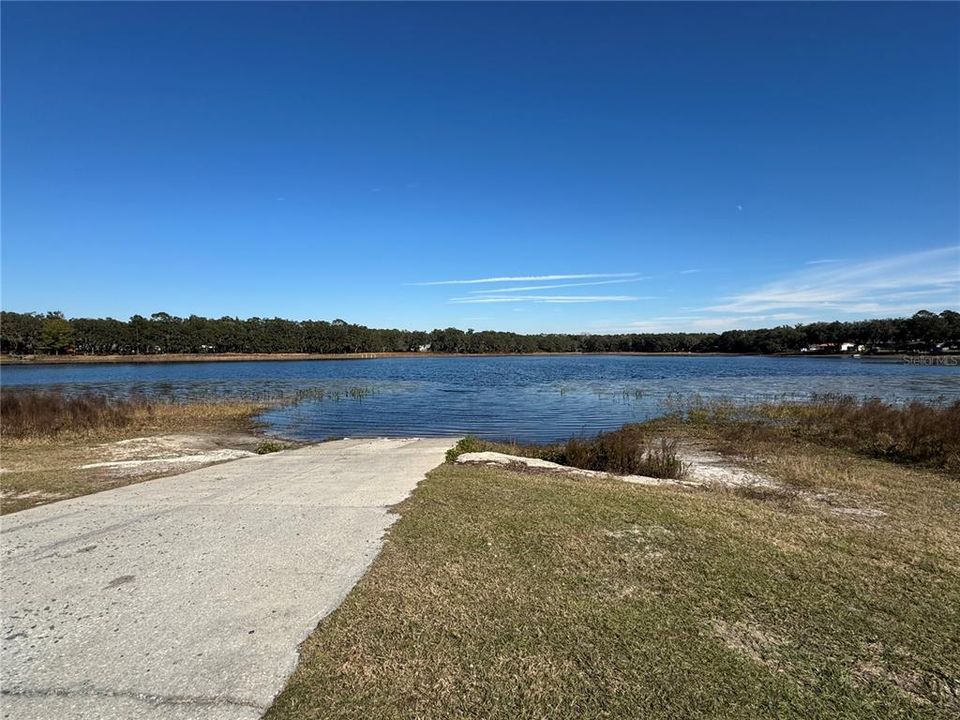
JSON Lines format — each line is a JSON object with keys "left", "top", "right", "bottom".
{"left": 0, "top": 389, "right": 266, "bottom": 441}
{"left": 565, "top": 432, "right": 684, "bottom": 477}
{"left": 0, "top": 385, "right": 377, "bottom": 440}
{"left": 0, "top": 389, "right": 269, "bottom": 513}
{"left": 1, "top": 390, "right": 140, "bottom": 438}
{"left": 684, "top": 395, "right": 960, "bottom": 473}
{"left": 447, "top": 426, "right": 686, "bottom": 479}
{"left": 273, "top": 385, "right": 377, "bottom": 405}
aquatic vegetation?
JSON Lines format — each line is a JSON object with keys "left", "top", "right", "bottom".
{"left": 555, "top": 385, "right": 646, "bottom": 401}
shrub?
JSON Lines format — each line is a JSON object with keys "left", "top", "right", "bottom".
{"left": 256, "top": 440, "right": 287, "bottom": 455}
{"left": 702, "top": 395, "right": 960, "bottom": 473}
{"left": 798, "top": 396, "right": 960, "bottom": 472}
{"left": 446, "top": 428, "right": 686, "bottom": 480}
{"left": 561, "top": 430, "right": 685, "bottom": 478}
{"left": 445, "top": 436, "right": 491, "bottom": 463}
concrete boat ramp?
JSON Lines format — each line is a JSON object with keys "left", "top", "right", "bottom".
{"left": 1, "top": 438, "right": 455, "bottom": 720}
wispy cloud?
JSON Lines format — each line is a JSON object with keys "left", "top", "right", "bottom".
{"left": 407, "top": 272, "right": 639, "bottom": 287}
{"left": 598, "top": 312, "right": 809, "bottom": 333}
{"left": 450, "top": 295, "right": 652, "bottom": 305}
{"left": 468, "top": 277, "right": 652, "bottom": 294}
{"left": 704, "top": 246, "right": 959, "bottom": 315}
{"left": 599, "top": 246, "right": 957, "bottom": 334}
{"left": 415, "top": 249, "right": 955, "bottom": 331}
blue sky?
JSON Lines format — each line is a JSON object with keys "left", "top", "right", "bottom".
{"left": 2, "top": 2, "right": 958, "bottom": 333}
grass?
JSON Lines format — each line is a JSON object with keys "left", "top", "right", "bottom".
{"left": 266, "top": 413, "right": 960, "bottom": 719}
{"left": 1, "top": 389, "right": 143, "bottom": 438}
{"left": 685, "top": 395, "right": 960, "bottom": 473}
{"left": 1, "top": 390, "right": 268, "bottom": 514}
{"left": 1, "top": 388, "right": 266, "bottom": 439}
{"left": 447, "top": 425, "right": 686, "bottom": 479}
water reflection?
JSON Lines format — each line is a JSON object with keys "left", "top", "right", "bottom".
{"left": 3, "top": 355, "right": 958, "bottom": 443}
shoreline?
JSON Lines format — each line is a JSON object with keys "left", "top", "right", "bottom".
{"left": 1, "top": 351, "right": 758, "bottom": 366}
{"left": 0, "top": 351, "right": 935, "bottom": 367}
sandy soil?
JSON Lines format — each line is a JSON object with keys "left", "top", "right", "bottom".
{"left": 455, "top": 442, "right": 776, "bottom": 489}
{"left": 455, "top": 442, "right": 887, "bottom": 517}
{"left": 0, "top": 431, "right": 291, "bottom": 513}
{"left": 77, "top": 433, "right": 262, "bottom": 476}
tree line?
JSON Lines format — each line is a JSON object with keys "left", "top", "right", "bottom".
{"left": 1, "top": 310, "right": 957, "bottom": 357}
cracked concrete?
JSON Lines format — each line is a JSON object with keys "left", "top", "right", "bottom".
{"left": 1, "top": 437, "right": 456, "bottom": 720}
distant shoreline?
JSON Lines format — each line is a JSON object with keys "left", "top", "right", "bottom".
{"left": 0, "top": 351, "right": 750, "bottom": 366}
{"left": 0, "top": 351, "right": 937, "bottom": 367}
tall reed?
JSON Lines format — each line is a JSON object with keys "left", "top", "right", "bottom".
{"left": 1, "top": 389, "right": 144, "bottom": 439}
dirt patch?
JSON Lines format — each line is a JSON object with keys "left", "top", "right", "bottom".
{"left": 0, "top": 489, "right": 67, "bottom": 501}
{"left": 604, "top": 523, "right": 674, "bottom": 565}
{"left": 75, "top": 433, "right": 260, "bottom": 476}
{"left": 456, "top": 442, "right": 778, "bottom": 490}
{"left": 94, "top": 432, "right": 262, "bottom": 460}
{"left": 456, "top": 442, "right": 891, "bottom": 523}
{"left": 710, "top": 618, "right": 790, "bottom": 672}
{"left": 2, "top": 429, "right": 285, "bottom": 514}
{"left": 829, "top": 506, "right": 887, "bottom": 518}
{"left": 854, "top": 642, "right": 960, "bottom": 709}
{"left": 679, "top": 443, "right": 777, "bottom": 487}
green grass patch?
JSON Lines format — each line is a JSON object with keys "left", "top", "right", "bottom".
{"left": 267, "top": 437, "right": 960, "bottom": 719}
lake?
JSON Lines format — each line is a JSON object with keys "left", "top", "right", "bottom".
{"left": 2, "top": 355, "right": 958, "bottom": 443}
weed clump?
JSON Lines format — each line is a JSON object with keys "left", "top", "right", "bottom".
{"left": 563, "top": 431, "right": 685, "bottom": 478}
{"left": 447, "top": 427, "right": 686, "bottom": 480}
{"left": 256, "top": 440, "right": 287, "bottom": 454}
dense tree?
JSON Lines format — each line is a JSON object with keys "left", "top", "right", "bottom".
{"left": 0, "top": 311, "right": 43, "bottom": 354}
{"left": 39, "top": 314, "right": 74, "bottom": 354}
{"left": 1, "top": 309, "right": 956, "bottom": 357}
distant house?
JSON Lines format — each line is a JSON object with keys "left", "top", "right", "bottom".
{"left": 840, "top": 342, "right": 857, "bottom": 352}
{"left": 417, "top": 343, "right": 432, "bottom": 352}
{"left": 801, "top": 343, "right": 838, "bottom": 354}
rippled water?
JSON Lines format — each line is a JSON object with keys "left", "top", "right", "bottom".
{"left": 3, "top": 355, "right": 959, "bottom": 442}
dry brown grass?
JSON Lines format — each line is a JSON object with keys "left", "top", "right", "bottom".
{"left": 265, "top": 400, "right": 960, "bottom": 719}
{"left": 687, "top": 395, "right": 960, "bottom": 473}
{"left": 266, "top": 431, "right": 960, "bottom": 720}
{"left": 448, "top": 426, "right": 686, "bottom": 479}
{"left": 1, "top": 390, "right": 137, "bottom": 438}
{"left": 1, "top": 389, "right": 265, "bottom": 440}
{"left": 1, "top": 390, "right": 268, "bottom": 513}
